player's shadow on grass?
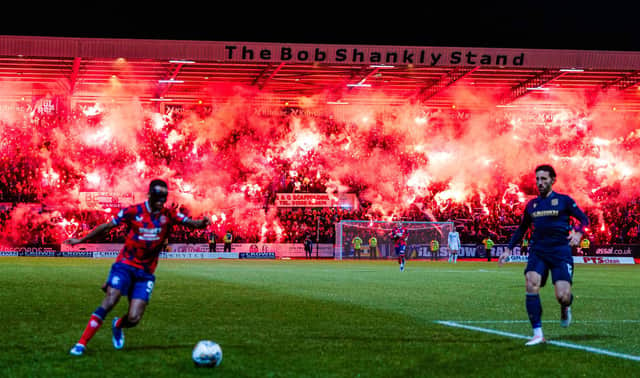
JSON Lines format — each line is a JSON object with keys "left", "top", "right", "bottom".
{"left": 118, "top": 343, "right": 193, "bottom": 351}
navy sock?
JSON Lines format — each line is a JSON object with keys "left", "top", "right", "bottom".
{"left": 93, "top": 306, "right": 108, "bottom": 320}
{"left": 564, "top": 293, "right": 574, "bottom": 308}
{"left": 526, "top": 293, "right": 543, "bottom": 329}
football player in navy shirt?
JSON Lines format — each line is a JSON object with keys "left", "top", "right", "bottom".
{"left": 66, "top": 179, "right": 210, "bottom": 356}
{"left": 499, "top": 165, "right": 589, "bottom": 346}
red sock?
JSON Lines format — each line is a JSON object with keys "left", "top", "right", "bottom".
{"left": 78, "top": 314, "right": 103, "bottom": 346}
{"left": 398, "top": 256, "right": 402, "bottom": 264}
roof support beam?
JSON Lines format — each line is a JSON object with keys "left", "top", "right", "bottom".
{"left": 346, "top": 67, "right": 380, "bottom": 87}
{"left": 155, "top": 62, "right": 184, "bottom": 99}
{"left": 601, "top": 70, "right": 640, "bottom": 91}
{"left": 499, "top": 69, "right": 566, "bottom": 105}
{"left": 418, "top": 66, "right": 478, "bottom": 102}
{"left": 68, "top": 57, "right": 81, "bottom": 94}
{"left": 253, "top": 62, "right": 285, "bottom": 89}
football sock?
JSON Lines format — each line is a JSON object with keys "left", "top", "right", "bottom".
{"left": 78, "top": 308, "right": 107, "bottom": 346}
{"left": 115, "top": 315, "right": 137, "bottom": 329}
{"left": 562, "top": 293, "right": 574, "bottom": 308}
{"left": 533, "top": 327, "right": 543, "bottom": 338}
{"left": 526, "top": 293, "right": 543, "bottom": 329}
{"left": 94, "top": 306, "right": 107, "bottom": 319}
{"left": 453, "top": 255, "right": 457, "bottom": 263}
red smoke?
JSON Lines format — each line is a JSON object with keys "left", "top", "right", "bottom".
{"left": 1, "top": 79, "right": 639, "bottom": 245}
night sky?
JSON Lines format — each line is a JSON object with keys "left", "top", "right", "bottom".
{"left": 3, "top": 3, "right": 640, "bottom": 51}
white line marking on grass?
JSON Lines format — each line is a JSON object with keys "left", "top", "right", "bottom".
{"left": 437, "top": 320, "right": 640, "bottom": 362}
{"left": 455, "top": 320, "right": 640, "bottom": 324}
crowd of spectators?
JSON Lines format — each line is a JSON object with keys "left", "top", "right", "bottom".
{"left": 1, "top": 104, "right": 640, "bottom": 247}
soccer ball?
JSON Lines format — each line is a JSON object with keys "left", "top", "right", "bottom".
{"left": 192, "top": 340, "right": 223, "bottom": 367}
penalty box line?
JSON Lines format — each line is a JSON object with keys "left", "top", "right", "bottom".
{"left": 436, "top": 320, "right": 640, "bottom": 362}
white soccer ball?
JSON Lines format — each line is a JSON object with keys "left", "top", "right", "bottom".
{"left": 192, "top": 340, "right": 223, "bottom": 367}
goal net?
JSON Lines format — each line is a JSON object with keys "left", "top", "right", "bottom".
{"left": 334, "top": 220, "right": 455, "bottom": 260}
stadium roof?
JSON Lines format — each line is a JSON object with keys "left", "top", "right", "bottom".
{"left": 2, "top": 35, "right": 640, "bottom": 110}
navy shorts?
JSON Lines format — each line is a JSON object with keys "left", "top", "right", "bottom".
{"left": 106, "top": 262, "right": 156, "bottom": 302}
{"left": 395, "top": 245, "right": 406, "bottom": 256}
{"left": 525, "top": 249, "right": 573, "bottom": 287}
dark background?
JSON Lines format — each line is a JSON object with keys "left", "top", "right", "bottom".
{"left": 2, "top": 2, "right": 640, "bottom": 51}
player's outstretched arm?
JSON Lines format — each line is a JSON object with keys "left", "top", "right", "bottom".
{"left": 184, "top": 216, "right": 210, "bottom": 229}
{"left": 64, "top": 221, "right": 117, "bottom": 246}
{"left": 567, "top": 230, "right": 583, "bottom": 247}
{"left": 498, "top": 248, "right": 511, "bottom": 267}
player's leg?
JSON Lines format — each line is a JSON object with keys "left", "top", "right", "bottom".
{"left": 116, "top": 299, "right": 148, "bottom": 328}
{"left": 550, "top": 256, "right": 574, "bottom": 328}
{"left": 112, "top": 274, "right": 155, "bottom": 349}
{"left": 524, "top": 271, "right": 545, "bottom": 345}
{"left": 555, "top": 280, "right": 573, "bottom": 327}
{"left": 70, "top": 286, "right": 123, "bottom": 355}
{"left": 70, "top": 264, "right": 129, "bottom": 356}
{"left": 524, "top": 254, "right": 548, "bottom": 346}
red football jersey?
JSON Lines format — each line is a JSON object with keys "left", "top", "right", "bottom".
{"left": 391, "top": 226, "right": 408, "bottom": 247}
{"left": 111, "top": 201, "right": 188, "bottom": 273}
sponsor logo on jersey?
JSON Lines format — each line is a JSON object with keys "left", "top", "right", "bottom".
{"left": 551, "top": 198, "right": 558, "bottom": 206}
{"left": 532, "top": 210, "right": 559, "bottom": 218}
{"left": 139, "top": 226, "right": 162, "bottom": 241}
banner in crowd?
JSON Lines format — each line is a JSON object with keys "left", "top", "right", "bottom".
{"left": 573, "top": 256, "right": 635, "bottom": 264}
{"left": 79, "top": 192, "right": 146, "bottom": 210}
{"left": 455, "top": 244, "right": 640, "bottom": 260}
{"left": 224, "top": 243, "right": 334, "bottom": 258}
{"left": 5, "top": 243, "right": 639, "bottom": 262}
{"left": 275, "top": 193, "right": 358, "bottom": 208}
{"left": 588, "top": 245, "right": 634, "bottom": 257}
{"left": 239, "top": 252, "right": 276, "bottom": 259}
{"left": 59, "top": 242, "right": 335, "bottom": 258}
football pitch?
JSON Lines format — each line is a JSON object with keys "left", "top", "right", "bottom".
{"left": 1, "top": 257, "right": 639, "bottom": 377}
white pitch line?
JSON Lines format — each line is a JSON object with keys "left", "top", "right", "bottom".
{"left": 455, "top": 320, "right": 640, "bottom": 324}
{"left": 437, "top": 320, "right": 640, "bottom": 362}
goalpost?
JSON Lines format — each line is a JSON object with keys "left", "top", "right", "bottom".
{"left": 334, "top": 220, "right": 455, "bottom": 260}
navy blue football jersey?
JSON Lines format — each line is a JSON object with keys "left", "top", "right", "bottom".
{"left": 508, "top": 191, "right": 589, "bottom": 254}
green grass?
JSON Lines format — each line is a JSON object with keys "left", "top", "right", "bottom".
{"left": 1, "top": 258, "right": 639, "bottom": 377}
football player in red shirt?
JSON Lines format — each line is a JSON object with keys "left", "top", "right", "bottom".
{"left": 66, "top": 179, "right": 210, "bottom": 356}
{"left": 390, "top": 222, "right": 409, "bottom": 272}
